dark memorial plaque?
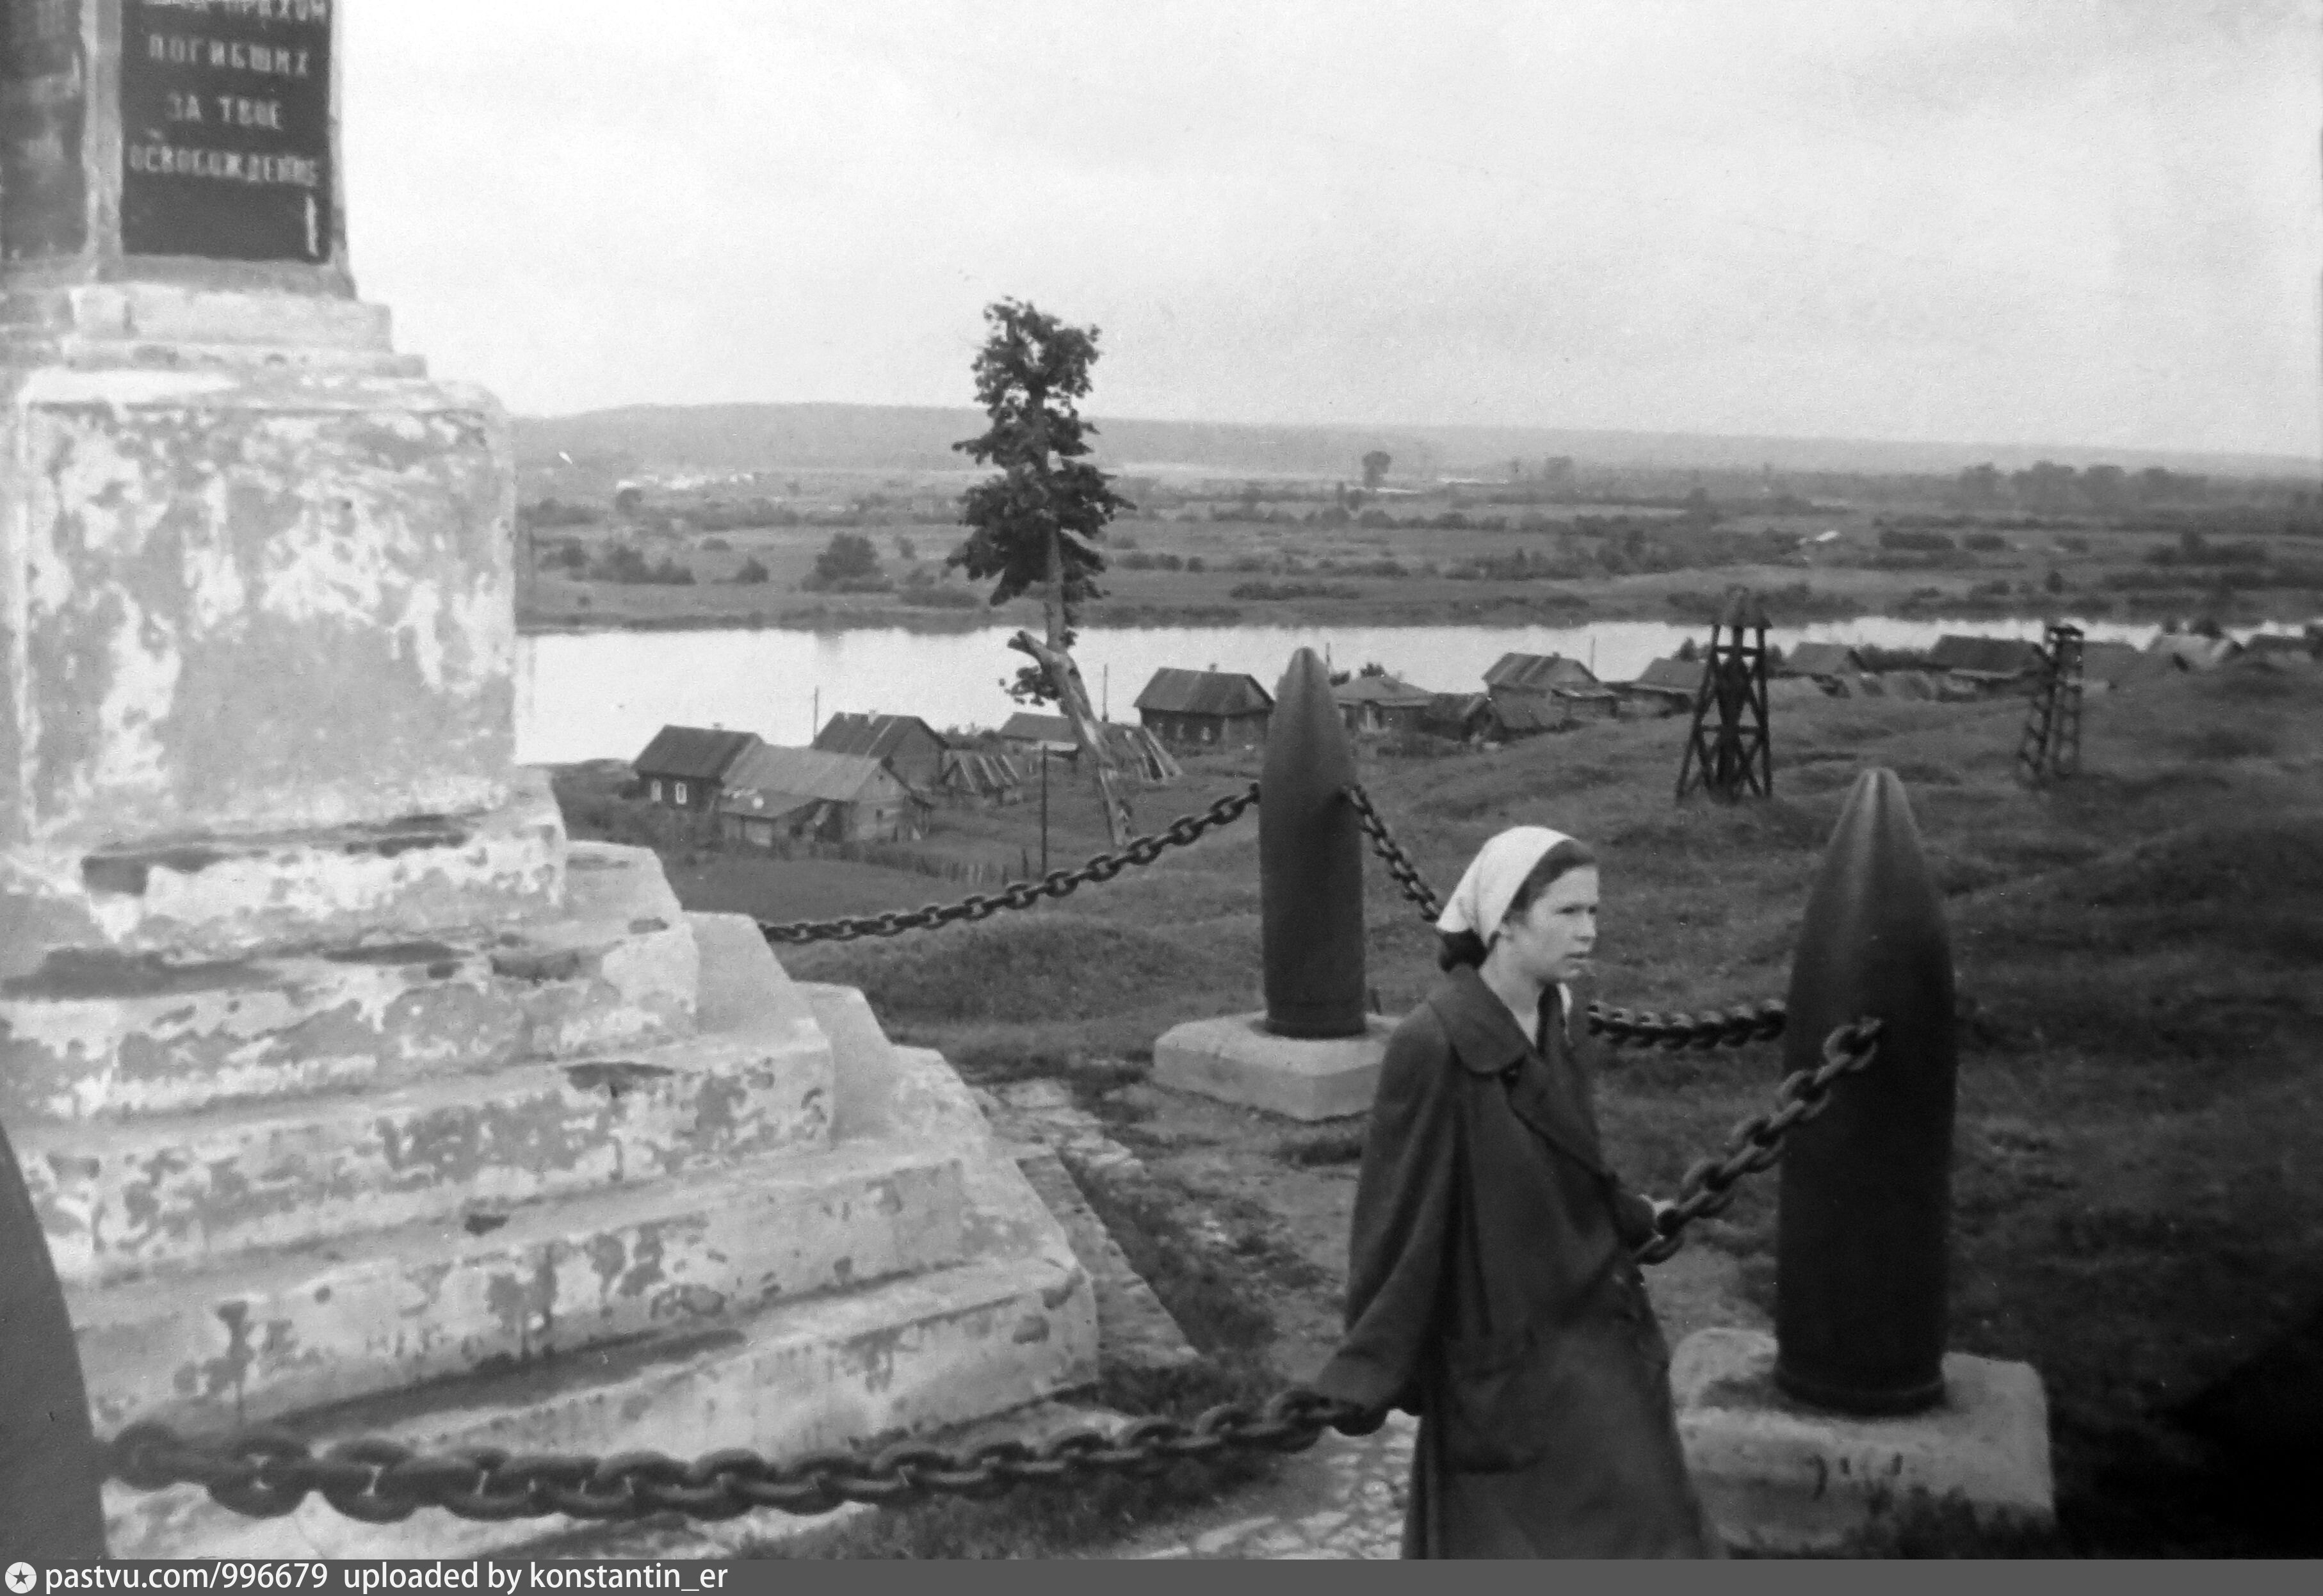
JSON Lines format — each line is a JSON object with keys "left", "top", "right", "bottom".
{"left": 1, "top": 0, "right": 90, "bottom": 259}
{"left": 120, "top": 0, "right": 334, "bottom": 262}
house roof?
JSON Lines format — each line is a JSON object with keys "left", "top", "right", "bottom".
{"left": 1484, "top": 652, "right": 1601, "bottom": 693}
{"left": 719, "top": 746, "right": 906, "bottom": 808}
{"left": 633, "top": 726, "right": 761, "bottom": 782}
{"left": 1133, "top": 668, "right": 1274, "bottom": 717}
{"left": 1493, "top": 696, "right": 1566, "bottom": 732}
{"left": 1332, "top": 673, "right": 1436, "bottom": 707}
{"left": 813, "top": 713, "right": 948, "bottom": 763}
{"left": 1629, "top": 657, "right": 1708, "bottom": 695}
{"left": 1929, "top": 635, "right": 2046, "bottom": 675}
{"left": 998, "top": 712, "right": 1079, "bottom": 746}
{"left": 1779, "top": 642, "right": 1865, "bottom": 677}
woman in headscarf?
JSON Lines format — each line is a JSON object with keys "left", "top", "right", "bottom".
{"left": 1309, "top": 826, "right": 1722, "bottom": 1558}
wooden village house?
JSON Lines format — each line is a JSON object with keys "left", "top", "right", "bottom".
{"left": 718, "top": 746, "right": 931, "bottom": 846}
{"left": 633, "top": 725, "right": 761, "bottom": 813}
{"left": 1421, "top": 691, "right": 1499, "bottom": 743}
{"left": 1619, "top": 656, "right": 1708, "bottom": 717}
{"left": 1332, "top": 673, "right": 1437, "bottom": 736}
{"left": 1774, "top": 642, "right": 1866, "bottom": 683}
{"left": 1133, "top": 668, "right": 1274, "bottom": 748}
{"left": 813, "top": 712, "right": 949, "bottom": 794}
{"left": 1929, "top": 634, "right": 2049, "bottom": 690}
{"left": 1483, "top": 652, "right": 1620, "bottom": 726}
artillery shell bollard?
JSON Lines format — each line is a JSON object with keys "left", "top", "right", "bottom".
{"left": 1153, "top": 647, "right": 1395, "bottom": 1119}
{"left": 1666, "top": 770, "right": 2056, "bottom": 1553}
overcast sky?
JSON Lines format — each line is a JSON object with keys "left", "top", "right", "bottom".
{"left": 344, "top": 1, "right": 2322, "bottom": 460}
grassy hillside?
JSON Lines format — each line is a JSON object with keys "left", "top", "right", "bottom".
{"left": 556, "top": 656, "right": 2323, "bottom": 1553}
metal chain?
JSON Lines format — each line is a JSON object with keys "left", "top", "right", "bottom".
{"left": 1344, "top": 782, "right": 1786, "bottom": 1051}
{"left": 98, "top": 1014, "right": 1882, "bottom": 1526}
{"left": 1343, "top": 782, "right": 1443, "bottom": 921}
{"left": 757, "top": 782, "right": 1260, "bottom": 946}
{"left": 1587, "top": 1000, "right": 1787, "bottom": 1050}
{"left": 104, "top": 1389, "right": 1360, "bottom": 1527}
{"left": 1633, "top": 1017, "right": 1884, "bottom": 1263}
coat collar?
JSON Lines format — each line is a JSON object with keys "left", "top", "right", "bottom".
{"left": 1426, "top": 966, "right": 1612, "bottom": 1180}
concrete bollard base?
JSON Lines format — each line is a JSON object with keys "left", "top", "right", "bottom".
{"left": 1672, "top": 1326, "right": 2055, "bottom": 1554}
{"left": 1151, "top": 1012, "right": 1395, "bottom": 1121}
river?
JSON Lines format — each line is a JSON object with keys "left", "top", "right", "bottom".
{"left": 514, "top": 615, "right": 2306, "bottom": 765}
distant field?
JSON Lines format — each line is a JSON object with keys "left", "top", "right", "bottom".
{"left": 518, "top": 467, "right": 2323, "bottom": 636}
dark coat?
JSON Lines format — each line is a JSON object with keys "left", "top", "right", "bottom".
{"left": 1311, "top": 965, "right": 1720, "bottom": 1558}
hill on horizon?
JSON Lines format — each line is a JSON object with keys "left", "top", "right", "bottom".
{"left": 515, "top": 401, "right": 2316, "bottom": 484}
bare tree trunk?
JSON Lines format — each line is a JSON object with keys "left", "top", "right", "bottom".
{"left": 1013, "top": 619, "right": 1129, "bottom": 849}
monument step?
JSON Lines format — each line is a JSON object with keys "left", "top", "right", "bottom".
{"left": 0, "top": 842, "right": 698, "bottom": 1124}
{"left": 0, "top": 336, "right": 428, "bottom": 378}
{"left": 0, "top": 769, "right": 569, "bottom": 983}
{"left": 23, "top": 912, "right": 825, "bottom": 1282}
{"left": 22, "top": 1028, "right": 831, "bottom": 1286}
{"left": 73, "top": 1135, "right": 976, "bottom": 1436}
{"left": 101, "top": 1250, "right": 1099, "bottom": 1560}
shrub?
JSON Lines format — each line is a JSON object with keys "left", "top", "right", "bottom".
{"left": 801, "top": 533, "right": 887, "bottom": 592}
{"left": 1964, "top": 531, "right": 2009, "bottom": 552}
{"left": 587, "top": 544, "right": 692, "bottom": 584}
{"left": 732, "top": 556, "right": 770, "bottom": 584}
{"left": 1229, "top": 581, "right": 1357, "bottom": 601}
{"left": 1185, "top": 556, "right": 1205, "bottom": 572}
{"left": 1881, "top": 528, "right": 1957, "bottom": 552}
{"left": 898, "top": 587, "right": 982, "bottom": 609}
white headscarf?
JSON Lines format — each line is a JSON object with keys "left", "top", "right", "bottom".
{"left": 1436, "top": 824, "right": 1580, "bottom": 1035}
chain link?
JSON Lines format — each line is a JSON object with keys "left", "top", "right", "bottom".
{"left": 1633, "top": 1017, "right": 1884, "bottom": 1263}
{"left": 105, "top": 1389, "right": 1361, "bottom": 1526}
{"left": 757, "top": 783, "right": 1260, "bottom": 946}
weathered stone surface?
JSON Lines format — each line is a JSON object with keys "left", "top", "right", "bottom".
{"left": 102, "top": 1251, "right": 1096, "bottom": 1560}
{"left": 25, "top": 1031, "right": 830, "bottom": 1286}
{"left": 74, "top": 1137, "right": 972, "bottom": 1433}
{"left": 0, "top": 842, "right": 695, "bottom": 1124}
{"left": 22, "top": 907, "right": 809, "bottom": 1280}
{"left": 1010, "top": 1144, "right": 1197, "bottom": 1373}
{"left": 0, "top": 286, "right": 419, "bottom": 376}
{"left": 0, "top": 365, "right": 517, "bottom": 856}
{"left": 1153, "top": 1011, "right": 1394, "bottom": 1121}
{"left": 1672, "top": 1327, "right": 2055, "bottom": 1553}
{"left": 35, "top": 768, "right": 569, "bottom": 972}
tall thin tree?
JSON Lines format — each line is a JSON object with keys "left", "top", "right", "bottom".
{"left": 949, "top": 299, "right": 1136, "bottom": 844}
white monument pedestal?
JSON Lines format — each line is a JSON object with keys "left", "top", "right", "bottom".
{"left": 1672, "top": 1327, "right": 2055, "bottom": 1554}
{"left": 1153, "top": 1011, "right": 1394, "bottom": 1121}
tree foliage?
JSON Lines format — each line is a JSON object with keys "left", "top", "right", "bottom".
{"left": 948, "top": 298, "right": 1132, "bottom": 703}
{"left": 1361, "top": 450, "right": 1392, "bottom": 490}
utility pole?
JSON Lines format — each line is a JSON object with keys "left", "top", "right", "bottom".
{"left": 1039, "top": 748, "right": 1050, "bottom": 876}
{"left": 811, "top": 687, "right": 819, "bottom": 743}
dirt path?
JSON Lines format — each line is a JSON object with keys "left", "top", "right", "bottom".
{"left": 981, "top": 1070, "right": 1767, "bottom": 1560}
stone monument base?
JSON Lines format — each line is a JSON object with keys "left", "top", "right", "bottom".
{"left": 1152, "top": 1012, "right": 1395, "bottom": 1121}
{"left": 1672, "top": 1327, "right": 2055, "bottom": 1554}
